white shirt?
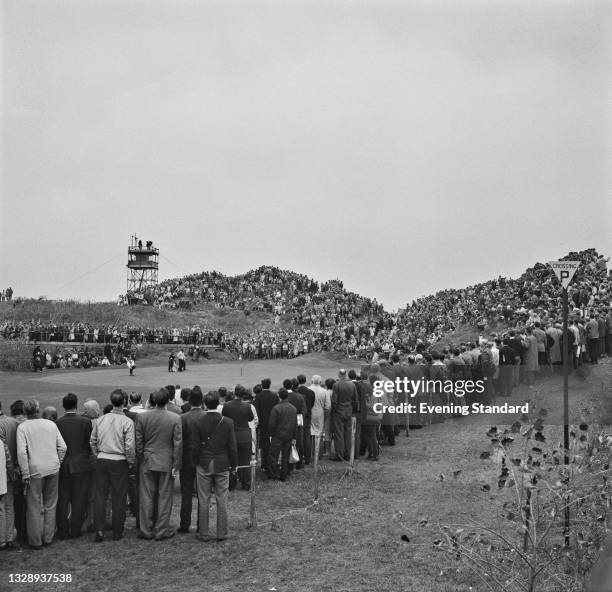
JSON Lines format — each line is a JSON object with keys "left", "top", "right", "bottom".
{"left": 490, "top": 345, "right": 500, "bottom": 366}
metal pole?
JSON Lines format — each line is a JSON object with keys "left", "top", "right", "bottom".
{"left": 563, "top": 287, "right": 570, "bottom": 547}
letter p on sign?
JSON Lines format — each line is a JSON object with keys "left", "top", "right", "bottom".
{"left": 549, "top": 261, "right": 580, "bottom": 289}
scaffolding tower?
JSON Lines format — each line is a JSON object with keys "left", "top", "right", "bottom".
{"left": 126, "top": 234, "right": 158, "bottom": 304}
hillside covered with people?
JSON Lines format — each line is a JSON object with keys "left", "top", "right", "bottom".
{"left": 1, "top": 249, "right": 610, "bottom": 363}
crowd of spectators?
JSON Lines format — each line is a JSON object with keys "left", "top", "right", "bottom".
{"left": 0, "top": 369, "right": 396, "bottom": 550}
{"left": 132, "top": 266, "right": 381, "bottom": 319}
{"left": 31, "top": 344, "right": 135, "bottom": 371}
{"left": 396, "top": 248, "right": 610, "bottom": 343}
{"left": 2, "top": 251, "right": 610, "bottom": 365}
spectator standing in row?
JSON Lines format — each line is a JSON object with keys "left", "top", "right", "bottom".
{"left": 56, "top": 393, "right": 95, "bottom": 539}
{"left": 586, "top": 315, "right": 600, "bottom": 363}
{"left": 222, "top": 385, "right": 254, "bottom": 490}
{"left": 90, "top": 389, "right": 135, "bottom": 542}
{"left": 284, "top": 379, "right": 305, "bottom": 470}
{"left": 192, "top": 392, "right": 237, "bottom": 541}
{"left": 296, "top": 374, "right": 315, "bottom": 465}
{"left": 16, "top": 399, "right": 67, "bottom": 549}
{"left": 268, "top": 389, "right": 297, "bottom": 482}
{"left": 498, "top": 338, "right": 516, "bottom": 397}
{"left": 0, "top": 401, "right": 18, "bottom": 549}
{"left": 178, "top": 387, "right": 205, "bottom": 533}
{"left": 254, "top": 378, "right": 278, "bottom": 474}
{"left": 135, "top": 388, "right": 182, "bottom": 541}
{"left": 331, "top": 369, "right": 358, "bottom": 461}
{"left": 309, "top": 375, "right": 330, "bottom": 459}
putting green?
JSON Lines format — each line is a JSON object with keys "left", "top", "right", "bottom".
{"left": 0, "top": 353, "right": 357, "bottom": 409}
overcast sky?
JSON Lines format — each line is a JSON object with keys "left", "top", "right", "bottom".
{"left": 2, "top": 0, "right": 611, "bottom": 311}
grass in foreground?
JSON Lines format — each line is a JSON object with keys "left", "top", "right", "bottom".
{"left": 1, "top": 360, "right": 609, "bottom": 592}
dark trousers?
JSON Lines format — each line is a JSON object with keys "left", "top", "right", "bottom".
{"left": 381, "top": 424, "right": 395, "bottom": 446}
{"left": 482, "top": 377, "right": 494, "bottom": 403}
{"left": 362, "top": 424, "right": 379, "bottom": 458}
{"left": 352, "top": 417, "right": 361, "bottom": 458}
{"left": 498, "top": 365, "right": 514, "bottom": 397}
{"left": 359, "top": 425, "right": 367, "bottom": 456}
{"left": 14, "top": 481, "right": 27, "bottom": 543}
{"left": 94, "top": 459, "right": 129, "bottom": 538}
{"left": 588, "top": 339, "right": 599, "bottom": 363}
{"left": 179, "top": 465, "right": 196, "bottom": 530}
{"left": 332, "top": 413, "right": 352, "bottom": 459}
{"left": 259, "top": 432, "right": 271, "bottom": 471}
{"left": 236, "top": 442, "right": 252, "bottom": 489}
{"left": 57, "top": 470, "right": 92, "bottom": 538}
{"left": 128, "top": 462, "right": 138, "bottom": 524}
{"left": 269, "top": 437, "right": 291, "bottom": 479}
{"left": 303, "top": 421, "right": 312, "bottom": 464}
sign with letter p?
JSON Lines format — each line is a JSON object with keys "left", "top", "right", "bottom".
{"left": 549, "top": 260, "right": 580, "bottom": 289}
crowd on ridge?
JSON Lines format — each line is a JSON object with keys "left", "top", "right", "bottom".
{"left": 1, "top": 250, "right": 610, "bottom": 364}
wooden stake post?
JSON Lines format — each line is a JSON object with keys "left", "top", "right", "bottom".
{"left": 349, "top": 417, "right": 356, "bottom": 474}
{"left": 313, "top": 435, "right": 321, "bottom": 501}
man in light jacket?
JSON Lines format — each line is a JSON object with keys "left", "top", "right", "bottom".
{"left": 16, "top": 399, "right": 67, "bottom": 549}
{"left": 90, "top": 389, "right": 135, "bottom": 542}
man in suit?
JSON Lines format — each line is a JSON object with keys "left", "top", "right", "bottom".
{"left": 296, "top": 374, "right": 315, "bottom": 465}
{"left": 498, "top": 338, "right": 516, "bottom": 397}
{"left": 507, "top": 331, "right": 524, "bottom": 386}
{"left": 253, "top": 378, "right": 278, "bottom": 473}
{"left": 355, "top": 371, "right": 370, "bottom": 457}
{"left": 597, "top": 311, "right": 606, "bottom": 360}
{"left": 135, "top": 387, "right": 182, "bottom": 541}
{"left": 191, "top": 391, "right": 237, "bottom": 542}
{"left": 268, "top": 388, "right": 297, "bottom": 482}
{"left": 284, "top": 378, "right": 305, "bottom": 470}
{"left": 331, "top": 369, "right": 358, "bottom": 461}
{"left": 178, "top": 387, "right": 205, "bottom": 533}
{"left": 222, "top": 385, "right": 254, "bottom": 490}
{"left": 347, "top": 369, "right": 363, "bottom": 454}
{"left": 56, "top": 393, "right": 95, "bottom": 539}
{"left": 90, "top": 389, "right": 135, "bottom": 542}
{"left": 585, "top": 315, "right": 600, "bottom": 364}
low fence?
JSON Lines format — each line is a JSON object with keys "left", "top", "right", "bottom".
{"left": 15, "top": 330, "right": 222, "bottom": 346}
{"left": 238, "top": 421, "right": 358, "bottom": 529}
